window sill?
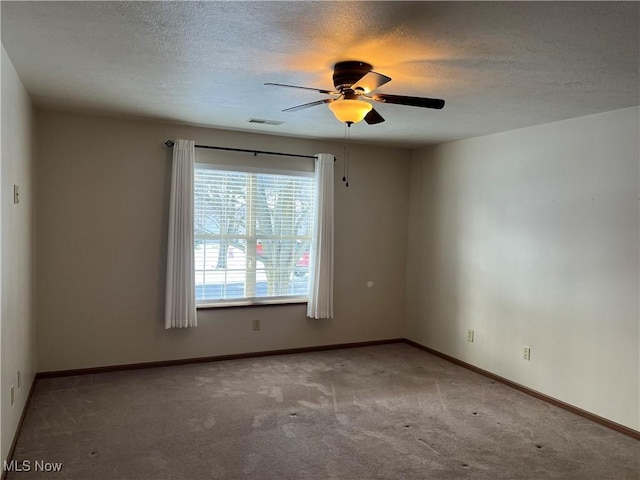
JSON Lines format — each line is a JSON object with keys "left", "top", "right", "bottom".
{"left": 197, "top": 297, "right": 308, "bottom": 310}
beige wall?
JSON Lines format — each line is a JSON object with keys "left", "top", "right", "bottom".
{"left": 406, "top": 107, "right": 640, "bottom": 430}
{"left": 36, "top": 109, "right": 411, "bottom": 372}
{"left": 1, "top": 46, "right": 37, "bottom": 463}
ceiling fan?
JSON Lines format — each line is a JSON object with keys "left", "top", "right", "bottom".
{"left": 265, "top": 61, "right": 445, "bottom": 125}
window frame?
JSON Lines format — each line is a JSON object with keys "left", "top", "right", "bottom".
{"left": 193, "top": 162, "right": 315, "bottom": 309}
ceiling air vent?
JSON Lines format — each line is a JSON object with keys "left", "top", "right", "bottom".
{"left": 247, "top": 118, "right": 284, "bottom": 126}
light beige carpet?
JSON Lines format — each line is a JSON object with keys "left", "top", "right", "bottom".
{"left": 7, "top": 343, "right": 640, "bottom": 479}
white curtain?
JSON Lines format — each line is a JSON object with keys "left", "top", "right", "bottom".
{"left": 307, "top": 153, "right": 334, "bottom": 319}
{"left": 165, "top": 139, "right": 197, "bottom": 328}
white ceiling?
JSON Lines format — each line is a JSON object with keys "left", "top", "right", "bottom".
{"left": 2, "top": 1, "right": 639, "bottom": 148}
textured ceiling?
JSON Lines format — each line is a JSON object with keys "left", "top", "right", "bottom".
{"left": 2, "top": 1, "right": 639, "bottom": 147}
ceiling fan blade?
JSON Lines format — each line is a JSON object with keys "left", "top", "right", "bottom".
{"left": 282, "top": 98, "right": 334, "bottom": 112}
{"left": 351, "top": 71, "right": 392, "bottom": 94}
{"left": 265, "top": 83, "right": 337, "bottom": 95}
{"left": 364, "top": 108, "right": 385, "bottom": 125}
{"left": 371, "top": 93, "right": 445, "bottom": 109}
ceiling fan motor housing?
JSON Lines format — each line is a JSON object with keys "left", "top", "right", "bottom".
{"left": 333, "top": 61, "right": 373, "bottom": 93}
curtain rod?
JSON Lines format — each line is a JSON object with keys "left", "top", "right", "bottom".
{"left": 164, "top": 140, "right": 317, "bottom": 160}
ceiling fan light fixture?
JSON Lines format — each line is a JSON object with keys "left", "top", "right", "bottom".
{"left": 328, "top": 99, "right": 373, "bottom": 124}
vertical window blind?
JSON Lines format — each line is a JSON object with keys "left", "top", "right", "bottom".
{"left": 194, "top": 165, "right": 315, "bottom": 305}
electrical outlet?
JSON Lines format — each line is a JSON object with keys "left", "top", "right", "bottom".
{"left": 252, "top": 319, "right": 261, "bottom": 331}
{"left": 10, "top": 385, "right": 15, "bottom": 406}
{"left": 522, "top": 347, "right": 531, "bottom": 361}
{"left": 467, "top": 329, "right": 474, "bottom": 342}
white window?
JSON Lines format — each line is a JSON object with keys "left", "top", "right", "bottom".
{"left": 194, "top": 165, "right": 314, "bottom": 306}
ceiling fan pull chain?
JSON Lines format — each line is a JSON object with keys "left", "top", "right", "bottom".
{"left": 342, "top": 123, "right": 347, "bottom": 184}
{"left": 345, "top": 149, "right": 350, "bottom": 188}
{"left": 345, "top": 124, "right": 351, "bottom": 187}
{"left": 342, "top": 147, "right": 347, "bottom": 184}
